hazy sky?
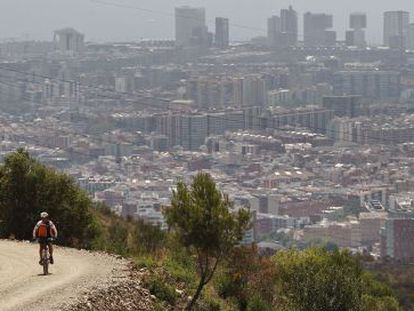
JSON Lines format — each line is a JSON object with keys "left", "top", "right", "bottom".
{"left": 0, "top": 0, "right": 413, "bottom": 44}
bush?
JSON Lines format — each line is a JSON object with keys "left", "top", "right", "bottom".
{"left": 216, "top": 245, "right": 276, "bottom": 310}
{"left": 107, "top": 220, "right": 131, "bottom": 256}
{"left": 134, "top": 255, "right": 158, "bottom": 269}
{"left": 195, "top": 297, "right": 221, "bottom": 311}
{"left": 0, "top": 149, "right": 99, "bottom": 248}
{"left": 247, "top": 295, "right": 272, "bottom": 311}
{"left": 363, "top": 294, "right": 401, "bottom": 311}
{"left": 273, "top": 248, "right": 402, "bottom": 311}
{"left": 132, "top": 219, "right": 166, "bottom": 254}
{"left": 215, "top": 273, "right": 238, "bottom": 299}
{"left": 146, "top": 275, "right": 178, "bottom": 305}
{"left": 165, "top": 256, "right": 197, "bottom": 286}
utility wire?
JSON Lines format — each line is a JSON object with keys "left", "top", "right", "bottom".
{"left": 90, "top": 0, "right": 266, "bottom": 34}
{"left": 0, "top": 66, "right": 407, "bottom": 146}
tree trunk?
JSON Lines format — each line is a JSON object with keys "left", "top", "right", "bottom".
{"left": 187, "top": 276, "right": 205, "bottom": 310}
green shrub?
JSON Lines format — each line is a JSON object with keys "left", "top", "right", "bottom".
{"left": 146, "top": 275, "right": 178, "bottom": 305}
{"left": 154, "top": 302, "right": 167, "bottom": 311}
{"left": 132, "top": 219, "right": 166, "bottom": 254}
{"left": 273, "top": 248, "right": 402, "bottom": 311}
{"left": 134, "top": 255, "right": 158, "bottom": 269}
{"left": 215, "top": 273, "right": 237, "bottom": 299}
{"left": 247, "top": 295, "right": 272, "bottom": 311}
{"left": 363, "top": 294, "right": 401, "bottom": 311}
{"left": 165, "top": 256, "right": 197, "bottom": 287}
{"left": 195, "top": 297, "right": 222, "bottom": 311}
{"left": 95, "top": 202, "right": 113, "bottom": 216}
{"left": 0, "top": 149, "right": 99, "bottom": 248}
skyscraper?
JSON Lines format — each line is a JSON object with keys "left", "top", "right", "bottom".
{"left": 280, "top": 6, "right": 298, "bottom": 46}
{"left": 383, "top": 11, "right": 410, "bottom": 49}
{"left": 350, "top": 13, "right": 367, "bottom": 29}
{"left": 175, "top": 6, "right": 208, "bottom": 47}
{"left": 233, "top": 75, "right": 267, "bottom": 107}
{"left": 408, "top": 23, "right": 414, "bottom": 50}
{"left": 181, "top": 114, "right": 208, "bottom": 151}
{"left": 346, "top": 13, "right": 367, "bottom": 47}
{"left": 215, "top": 17, "right": 229, "bottom": 49}
{"left": 267, "top": 16, "right": 281, "bottom": 47}
{"left": 303, "top": 13, "right": 336, "bottom": 47}
{"left": 53, "top": 28, "right": 84, "bottom": 53}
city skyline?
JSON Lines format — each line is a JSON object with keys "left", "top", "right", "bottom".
{"left": 1, "top": 1, "right": 414, "bottom": 309}
{"left": 1, "top": 0, "right": 414, "bottom": 44}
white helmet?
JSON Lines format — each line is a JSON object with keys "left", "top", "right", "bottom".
{"left": 40, "top": 212, "right": 49, "bottom": 218}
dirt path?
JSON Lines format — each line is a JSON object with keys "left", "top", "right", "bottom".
{"left": 0, "top": 240, "right": 127, "bottom": 311}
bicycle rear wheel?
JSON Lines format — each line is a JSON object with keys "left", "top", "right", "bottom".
{"left": 42, "top": 250, "right": 49, "bottom": 275}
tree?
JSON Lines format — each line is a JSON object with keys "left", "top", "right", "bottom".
{"left": 273, "top": 248, "right": 401, "bottom": 311}
{"left": 0, "top": 149, "right": 99, "bottom": 248}
{"left": 164, "top": 173, "right": 250, "bottom": 310}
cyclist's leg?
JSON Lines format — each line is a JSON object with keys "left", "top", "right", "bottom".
{"left": 39, "top": 242, "right": 46, "bottom": 263}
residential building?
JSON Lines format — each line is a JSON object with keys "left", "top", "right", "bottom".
{"left": 303, "top": 219, "right": 361, "bottom": 248}
{"left": 175, "top": 6, "right": 208, "bottom": 47}
{"left": 332, "top": 71, "right": 401, "bottom": 99}
{"left": 322, "top": 95, "right": 363, "bottom": 118}
{"left": 280, "top": 6, "right": 298, "bottom": 46}
{"left": 359, "top": 212, "right": 387, "bottom": 246}
{"left": 267, "top": 16, "right": 281, "bottom": 47}
{"left": 383, "top": 11, "right": 410, "bottom": 49}
{"left": 381, "top": 217, "right": 414, "bottom": 262}
{"left": 267, "top": 107, "right": 334, "bottom": 133}
{"left": 233, "top": 75, "right": 267, "bottom": 107}
{"left": 350, "top": 13, "right": 367, "bottom": 30}
{"left": 180, "top": 114, "right": 209, "bottom": 151}
{"left": 54, "top": 28, "right": 84, "bottom": 53}
{"left": 215, "top": 17, "right": 229, "bottom": 49}
{"left": 346, "top": 13, "right": 367, "bottom": 48}
{"left": 409, "top": 23, "right": 414, "bottom": 50}
{"left": 303, "top": 12, "right": 336, "bottom": 47}
{"left": 268, "top": 89, "right": 293, "bottom": 106}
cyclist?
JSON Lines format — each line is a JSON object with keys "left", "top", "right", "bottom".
{"left": 33, "top": 212, "right": 58, "bottom": 265}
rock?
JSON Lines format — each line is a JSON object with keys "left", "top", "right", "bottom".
{"left": 60, "top": 260, "right": 155, "bottom": 311}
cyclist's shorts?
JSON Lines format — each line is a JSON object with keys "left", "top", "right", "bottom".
{"left": 38, "top": 237, "right": 51, "bottom": 245}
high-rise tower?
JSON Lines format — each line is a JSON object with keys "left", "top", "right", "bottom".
{"left": 383, "top": 11, "right": 410, "bottom": 49}
{"left": 303, "top": 13, "right": 336, "bottom": 47}
{"left": 175, "top": 6, "right": 208, "bottom": 47}
{"left": 215, "top": 17, "right": 229, "bottom": 49}
{"left": 280, "top": 6, "right": 298, "bottom": 46}
{"left": 346, "top": 13, "right": 367, "bottom": 47}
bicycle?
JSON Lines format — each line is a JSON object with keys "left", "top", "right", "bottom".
{"left": 36, "top": 238, "right": 54, "bottom": 275}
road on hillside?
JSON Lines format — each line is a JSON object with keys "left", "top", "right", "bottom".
{"left": 0, "top": 240, "right": 123, "bottom": 311}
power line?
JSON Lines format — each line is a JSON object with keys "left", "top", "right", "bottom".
{"left": 0, "top": 66, "right": 407, "bottom": 146}
{"left": 88, "top": 0, "right": 313, "bottom": 41}
{"left": 90, "top": 0, "right": 266, "bottom": 34}
{"left": 0, "top": 66, "right": 171, "bottom": 109}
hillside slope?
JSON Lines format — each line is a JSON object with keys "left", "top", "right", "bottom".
{"left": 0, "top": 240, "right": 154, "bottom": 311}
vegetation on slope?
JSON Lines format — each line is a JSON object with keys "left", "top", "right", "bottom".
{"left": 0, "top": 149, "right": 99, "bottom": 247}
{"left": 0, "top": 150, "right": 409, "bottom": 310}
{"left": 165, "top": 173, "right": 251, "bottom": 309}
